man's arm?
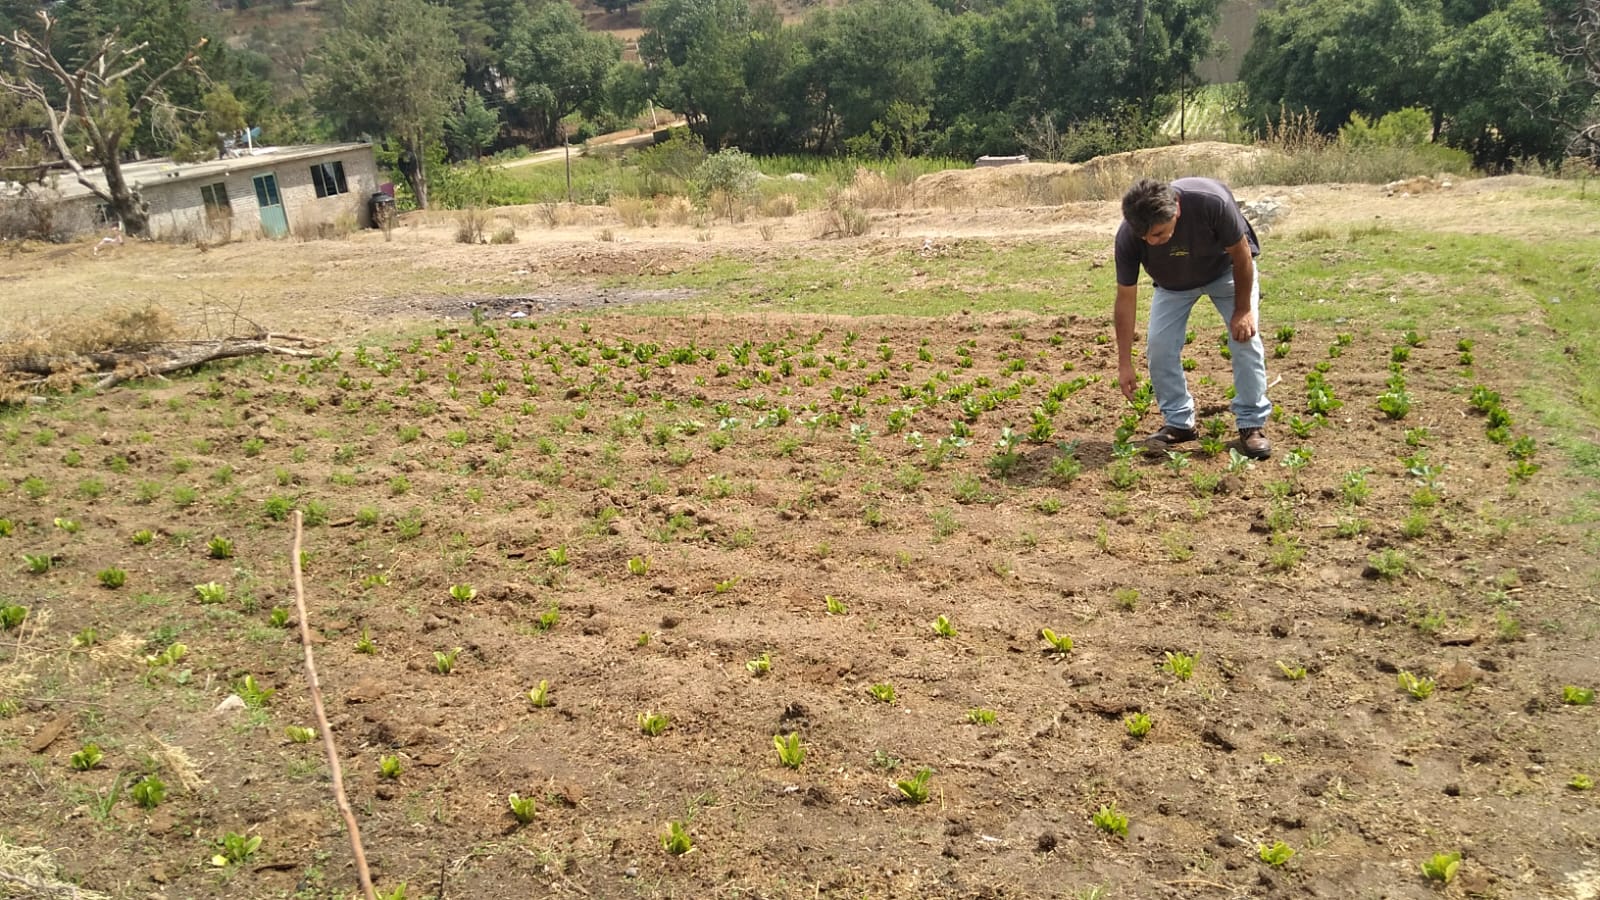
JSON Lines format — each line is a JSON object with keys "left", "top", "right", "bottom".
{"left": 1114, "top": 282, "right": 1139, "bottom": 400}
{"left": 1225, "top": 237, "right": 1256, "bottom": 342}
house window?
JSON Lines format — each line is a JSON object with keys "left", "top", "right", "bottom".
{"left": 311, "top": 161, "right": 349, "bottom": 198}
{"left": 200, "top": 183, "right": 231, "bottom": 217}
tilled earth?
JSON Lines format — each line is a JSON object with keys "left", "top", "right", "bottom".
{"left": 1, "top": 308, "right": 1597, "bottom": 899}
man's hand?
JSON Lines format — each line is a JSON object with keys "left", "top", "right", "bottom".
{"left": 1229, "top": 310, "right": 1257, "bottom": 343}
{"left": 1118, "top": 362, "right": 1138, "bottom": 400}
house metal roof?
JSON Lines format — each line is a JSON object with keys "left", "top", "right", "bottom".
{"left": 4, "top": 142, "right": 372, "bottom": 201}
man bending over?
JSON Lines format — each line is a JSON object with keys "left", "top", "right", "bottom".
{"left": 1113, "top": 177, "right": 1273, "bottom": 459}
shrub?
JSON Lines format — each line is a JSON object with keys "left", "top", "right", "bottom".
{"left": 692, "top": 148, "right": 760, "bottom": 205}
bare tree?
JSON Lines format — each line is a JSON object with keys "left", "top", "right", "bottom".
{"left": 0, "top": 11, "right": 206, "bottom": 236}
{"left": 1555, "top": 0, "right": 1600, "bottom": 160}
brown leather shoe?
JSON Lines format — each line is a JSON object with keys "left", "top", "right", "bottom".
{"left": 1141, "top": 424, "right": 1198, "bottom": 452}
{"left": 1238, "top": 427, "right": 1272, "bottom": 460}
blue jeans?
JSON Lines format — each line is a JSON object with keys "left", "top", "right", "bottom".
{"left": 1147, "top": 264, "right": 1272, "bottom": 431}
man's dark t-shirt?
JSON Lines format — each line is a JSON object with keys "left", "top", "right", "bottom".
{"left": 1114, "top": 177, "right": 1260, "bottom": 291}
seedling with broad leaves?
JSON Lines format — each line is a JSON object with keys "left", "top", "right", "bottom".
{"left": 213, "top": 832, "right": 261, "bottom": 866}
{"left": 433, "top": 648, "right": 461, "bottom": 675}
{"left": 1040, "top": 628, "right": 1073, "bottom": 655}
{"left": 285, "top": 726, "right": 316, "bottom": 744}
{"left": 746, "top": 653, "right": 772, "bottom": 676}
{"left": 1162, "top": 651, "right": 1197, "bottom": 681}
{"left": 773, "top": 733, "right": 805, "bottom": 769}
{"left": 194, "top": 582, "right": 227, "bottom": 604}
{"left": 1276, "top": 661, "right": 1307, "bottom": 681}
{"left": 448, "top": 583, "right": 477, "bottom": 602}
{"left": 1562, "top": 685, "right": 1595, "bottom": 706}
{"left": 1420, "top": 851, "right": 1461, "bottom": 883}
{"left": 896, "top": 767, "right": 933, "bottom": 804}
{"left": 1258, "top": 841, "right": 1295, "bottom": 866}
{"left": 825, "top": 594, "right": 847, "bottom": 616}
{"left": 70, "top": 743, "right": 104, "bottom": 771}
{"left": 638, "top": 711, "right": 670, "bottom": 736}
{"left": 0, "top": 604, "right": 27, "bottom": 631}
{"left": 1125, "top": 712, "right": 1152, "bottom": 738}
{"left": 662, "top": 820, "right": 693, "bottom": 855}
{"left": 508, "top": 793, "right": 537, "bottom": 824}
{"left": 931, "top": 614, "right": 957, "bottom": 637}
{"left": 1397, "top": 671, "right": 1435, "bottom": 700}
{"left": 131, "top": 775, "right": 166, "bottom": 809}
{"left": 527, "top": 680, "right": 553, "bottom": 708}
{"left": 1092, "top": 802, "right": 1128, "bottom": 837}
{"left": 378, "top": 755, "right": 402, "bottom": 779}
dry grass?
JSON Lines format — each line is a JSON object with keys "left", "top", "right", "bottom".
{"left": 764, "top": 194, "right": 799, "bottom": 218}
{"left": 611, "top": 196, "right": 648, "bottom": 227}
{"left": 0, "top": 838, "right": 112, "bottom": 900}
{"left": 658, "top": 195, "right": 694, "bottom": 226}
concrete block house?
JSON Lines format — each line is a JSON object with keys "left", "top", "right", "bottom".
{"left": 11, "top": 142, "right": 379, "bottom": 241}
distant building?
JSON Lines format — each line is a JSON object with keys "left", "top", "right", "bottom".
{"left": 1199, "top": 0, "right": 1270, "bottom": 85}
{"left": 2, "top": 142, "right": 379, "bottom": 241}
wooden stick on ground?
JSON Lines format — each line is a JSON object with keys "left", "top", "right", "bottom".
{"left": 291, "top": 510, "right": 378, "bottom": 900}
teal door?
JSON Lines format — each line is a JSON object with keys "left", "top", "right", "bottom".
{"left": 252, "top": 173, "right": 288, "bottom": 238}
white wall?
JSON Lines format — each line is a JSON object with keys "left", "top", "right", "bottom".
{"left": 140, "top": 147, "right": 380, "bottom": 241}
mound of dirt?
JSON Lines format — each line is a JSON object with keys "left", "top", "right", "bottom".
{"left": 913, "top": 141, "right": 1272, "bottom": 208}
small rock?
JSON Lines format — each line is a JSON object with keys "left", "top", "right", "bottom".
{"left": 213, "top": 694, "right": 246, "bottom": 715}
{"left": 624, "top": 866, "right": 639, "bottom": 878}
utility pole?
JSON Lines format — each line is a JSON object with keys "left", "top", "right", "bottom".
{"left": 563, "top": 123, "right": 572, "bottom": 203}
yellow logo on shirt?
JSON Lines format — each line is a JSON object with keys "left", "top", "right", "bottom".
{"left": 1168, "top": 246, "right": 1189, "bottom": 257}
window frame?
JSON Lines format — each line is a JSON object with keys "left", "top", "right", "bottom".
{"left": 311, "top": 160, "right": 349, "bottom": 199}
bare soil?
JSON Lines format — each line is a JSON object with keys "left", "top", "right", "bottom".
{"left": 1, "top": 176, "right": 1598, "bottom": 900}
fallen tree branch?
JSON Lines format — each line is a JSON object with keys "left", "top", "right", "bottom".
{"left": 291, "top": 511, "right": 378, "bottom": 900}
{"left": 0, "top": 335, "right": 321, "bottom": 396}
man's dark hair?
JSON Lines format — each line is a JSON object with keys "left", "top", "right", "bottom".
{"left": 1122, "top": 179, "right": 1178, "bottom": 237}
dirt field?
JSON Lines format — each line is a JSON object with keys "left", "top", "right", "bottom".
{"left": 1, "top": 173, "right": 1598, "bottom": 900}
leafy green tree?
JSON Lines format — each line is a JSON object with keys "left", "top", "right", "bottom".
{"left": 1433, "top": 0, "right": 1577, "bottom": 167}
{"left": 798, "top": 0, "right": 943, "bottom": 153}
{"left": 1240, "top": 0, "right": 1446, "bottom": 133}
{"left": 640, "top": 0, "right": 757, "bottom": 147}
{"left": 600, "top": 60, "right": 651, "bottom": 130}
{"left": 500, "top": 0, "right": 621, "bottom": 145}
{"left": 444, "top": 89, "right": 501, "bottom": 160}
{"left": 309, "top": 0, "right": 463, "bottom": 208}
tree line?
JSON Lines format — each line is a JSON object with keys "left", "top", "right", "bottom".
{"left": 2, "top": 0, "right": 1596, "bottom": 234}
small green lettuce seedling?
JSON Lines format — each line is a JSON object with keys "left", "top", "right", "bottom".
{"left": 1162, "top": 651, "right": 1197, "bottom": 681}
{"left": 527, "top": 680, "right": 553, "bottom": 708}
{"left": 448, "top": 583, "right": 477, "bottom": 602}
{"left": 131, "top": 774, "right": 166, "bottom": 809}
{"left": 746, "top": 653, "right": 772, "bottom": 676}
{"left": 207, "top": 536, "right": 234, "bottom": 559}
{"left": 661, "top": 820, "right": 693, "bottom": 855}
{"left": 545, "top": 545, "right": 569, "bottom": 567}
{"left": 896, "top": 767, "right": 933, "bottom": 804}
{"left": 70, "top": 743, "right": 104, "bottom": 771}
{"left": 213, "top": 832, "right": 262, "bottom": 867}
{"left": 98, "top": 567, "right": 127, "bottom": 589}
{"left": 825, "top": 594, "right": 848, "bottom": 616}
{"left": 237, "top": 675, "right": 275, "bottom": 708}
{"left": 378, "top": 755, "right": 402, "bottom": 779}
{"left": 269, "top": 607, "right": 290, "bottom": 627}
{"left": 868, "top": 683, "right": 896, "bottom": 704}
{"left": 131, "top": 529, "right": 155, "bottom": 545}
{"left": 22, "top": 553, "right": 51, "bottom": 575}
{"left": 773, "top": 732, "right": 805, "bottom": 769}
{"left": 0, "top": 604, "right": 27, "bottom": 631}
{"left": 1092, "top": 802, "right": 1128, "bottom": 837}
{"left": 1420, "top": 851, "right": 1461, "bottom": 883}
{"left": 1276, "top": 660, "right": 1307, "bottom": 680}
{"left": 627, "top": 556, "right": 650, "bottom": 576}
{"left": 966, "top": 708, "right": 997, "bottom": 725}
{"left": 52, "top": 517, "right": 80, "bottom": 534}
{"left": 638, "top": 711, "right": 670, "bottom": 736}
{"left": 354, "top": 629, "right": 377, "bottom": 654}
{"left": 193, "top": 582, "right": 227, "bottom": 604}
{"left": 1258, "top": 841, "right": 1295, "bottom": 866}
{"left": 145, "top": 642, "right": 186, "bottom": 667}
{"left": 1570, "top": 774, "right": 1594, "bottom": 791}
{"left": 1040, "top": 628, "right": 1073, "bottom": 655}
{"left": 507, "top": 793, "right": 537, "bottom": 824}
{"left": 433, "top": 648, "right": 460, "bottom": 675}
{"left": 1397, "top": 671, "right": 1435, "bottom": 700}
{"left": 285, "top": 726, "right": 316, "bottom": 744}
{"left": 1125, "top": 712, "right": 1152, "bottom": 739}
{"left": 1562, "top": 685, "right": 1595, "bottom": 706}
{"left": 931, "top": 615, "right": 957, "bottom": 638}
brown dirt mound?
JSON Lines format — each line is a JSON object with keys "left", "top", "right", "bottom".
{"left": 914, "top": 141, "right": 1272, "bottom": 208}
